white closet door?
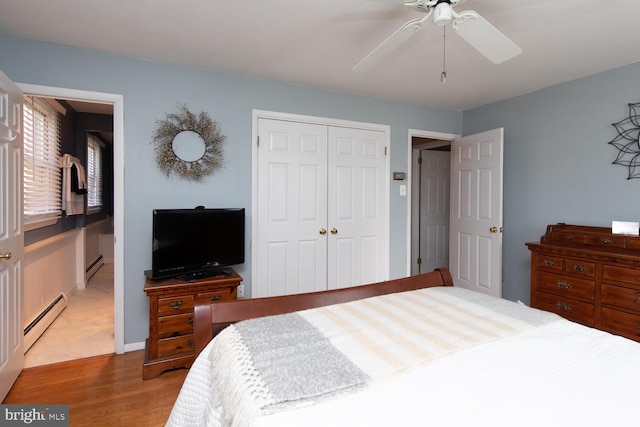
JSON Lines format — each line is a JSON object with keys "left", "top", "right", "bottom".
{"left": 327, "top": 126, "right": 388, "bottom": 289}
{"left": 256, "top": 118, "right": 328, "bottom": 297}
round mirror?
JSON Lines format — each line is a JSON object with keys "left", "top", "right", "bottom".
{"left": 172, "top": 130, "right": 206, "bottom": 162}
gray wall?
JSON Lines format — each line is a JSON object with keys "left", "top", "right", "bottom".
{"left": 464, "top": 61, "right": 640, "bottom": 304}
{"left": 0, "top": 36, "right": 462, "bottom": 345}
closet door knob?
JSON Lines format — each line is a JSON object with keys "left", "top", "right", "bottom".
{"left": 330, "top": 228, "right": 338, "bottom": 235}
{"left": 319, "top": 228, "right": 327, "bottom": 235}
{"left": 0, "top": 252, "right": 11, "bottom": 260}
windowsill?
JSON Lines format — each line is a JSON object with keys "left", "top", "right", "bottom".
{"left": 24, "top": 217, "right": 60, "bottom": 232}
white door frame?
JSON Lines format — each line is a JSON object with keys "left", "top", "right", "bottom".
{"left": 18, "top": 83, "right": 125, "bottom": 354}
{"left": 405, "top": 129, "right": 460, "bottom": 276}
{"left": 252, "top": 110, "right": 391, "bottom": 296}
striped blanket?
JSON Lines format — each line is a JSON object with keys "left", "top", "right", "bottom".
{"left": 208, "top": 287, "right": 549, "bottom": 427}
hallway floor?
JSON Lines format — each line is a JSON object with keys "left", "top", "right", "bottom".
{"left": 24, "top": 263, "right": 114, "bottom": 368}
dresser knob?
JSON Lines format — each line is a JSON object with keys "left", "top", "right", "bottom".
{"left": 571, "top": 264, "right": 586, "bottom": 272}
{"left": 556, "top": 280, "right": 572, "bottom": 290}
{"left": 635, "top": 297, "right": 640, "bottom": 305}
{"left": 169, "top": 300, "right": 184, "bottom": 309}
{"left": 210, "top": 295, "right": 221, "bottom": 302}
{"left": 555, "top": 302, "right": 572, "bottom": 312}
{"left": 543, "top": 259, "right": 555, "bottom": 266}
{"left": 565, "top": 235, "right": 574, "bottom": 240}
{"left": 188, "top": 339, "right": 195, "bottom": 348}
{"left": 601, "top": 239, "right": 612, "bottom": 244}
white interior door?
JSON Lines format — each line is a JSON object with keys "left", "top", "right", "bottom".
{"left": 450, "top": 128, "right": 503, "bottom": 297}
{"left": 256, "top": 118, "right": 328, "bottom": 297}
{"left": 0, "top": 69, "right": 24, "bottom": 401}
{"left": 327, "top": 126, "right": 388, "bottom": 289}
{"left": 412, "top": 149, "right": 450, "bottom": 275}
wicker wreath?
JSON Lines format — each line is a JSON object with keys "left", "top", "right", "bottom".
{"left": 152, "top": 103, "right": 226, "bottom": 181}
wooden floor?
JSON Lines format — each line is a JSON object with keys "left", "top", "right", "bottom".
{"left": 2, "top": 350, "right": 189, "bottom": 426}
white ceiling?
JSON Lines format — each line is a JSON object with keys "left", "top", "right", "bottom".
{"left": 1, "top": 0, "right": 639, "bottom": 111}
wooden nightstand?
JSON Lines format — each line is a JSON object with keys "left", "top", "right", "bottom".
{"left": 143, "top": 268, "right": 242, "bottom": 379}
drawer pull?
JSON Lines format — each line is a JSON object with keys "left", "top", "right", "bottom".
{"left": 571, "top": 264, "right": 586, "bottom": 272}
{"left": 556, "top": 280, "right": 572, "bottom": 290}
{"left": 601, "top": 239, "right": 612, "bottom": 244}
{"left": 210, "top": 295, "right": 222, "bottom": 302}
{"left": 635, "top": 297, "right": 640, "bottom": 305}
{"left": 555, "top": 302, "right": 572, "bottom": 312}
{"left": 169, "top": 300, "right": 184, "bottom": 309}
{"left": 188, "top": 317, "right": 194, "bottom": 325}
{"left": 188, "top": 339, "right": 195, "bottom": 349}
{"left": 565, "top": 235, "right": 574, "bottom": 241}
{"left": 543, "top": 259, "right": 556, "bottom": 266}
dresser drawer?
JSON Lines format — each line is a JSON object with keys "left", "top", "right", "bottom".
{"left": 552, "top": 231, "right": 588, "bottom": 244}
{"left": 158, "top": 295, "right": 194, "bottom": 314}
{"left": 536, "top": 255, "right": 563, "bottom": 272}
{"left": 158, "top": 313, "right": 194, "bottom": 339}
{"left": 197, "top": 289, "right": 231, "bottom": 303}
{"left": 601, "top": 284, "right": 640, "bottom": 314}
{"left": 602, "top": 265, "right": 640, "bottom": 289}
{"left": 535, "top": 292, "right": 595, "bottom": 326}
{"left": 601, "top": 307, "right": 640, "bottom": 341}
{"left": 562, "top": 259, "right": 595, "bottom": 277}
{"left": 588, "top": 234, "right": 626, "bottom": 248}
{"left": 157, "top": 334, "right": 195, "bottom": 358}
{"left": 536, "top": 272, "right": 595, "bottom": 302}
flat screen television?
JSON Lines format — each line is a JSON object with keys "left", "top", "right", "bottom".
{"left": 145, "top": 207, "right": 245, "bottom": 281}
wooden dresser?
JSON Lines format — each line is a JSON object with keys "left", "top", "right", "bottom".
{"left": 527, "top": 223, "right": 640, "bottom": 342}
{"left": 143, "top": 269, "right": 242, "bottom": 379}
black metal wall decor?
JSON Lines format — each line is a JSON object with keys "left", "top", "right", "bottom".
{"left": 152, "top": 103, "right": 226, "bottom": 181}
{"left": 608, "top": 102, "right": 640, "bottom": 180}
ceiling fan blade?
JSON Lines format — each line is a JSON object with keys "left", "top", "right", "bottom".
{"left": 353, "top": 14, "right": 430, "bottom": 72}
{"left": 453, "top": 13, "right": 521, "bottom": 64}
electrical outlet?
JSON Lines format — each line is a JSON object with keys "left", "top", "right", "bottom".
{"left": 237, "top": 284, "right": 245, "bottom": 298}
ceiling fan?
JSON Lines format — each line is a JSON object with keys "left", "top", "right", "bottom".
{"left": 353, "top": 0, "right": 522, "bottom": 71}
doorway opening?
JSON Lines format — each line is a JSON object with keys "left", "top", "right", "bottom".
{"left": 411, "top": 137, "right": 452, "bottom": 276}
{"left": 18, "top": 83, "right": 125, "bottom": 364}
{"left": 406, "top": 129, "right": 458, "bottom": 277}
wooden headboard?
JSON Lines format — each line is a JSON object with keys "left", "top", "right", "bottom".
{"left": 193, "top": 268, "right": 454, "bottom": 356}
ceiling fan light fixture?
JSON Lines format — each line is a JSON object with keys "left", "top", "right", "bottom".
{"left": 433, "top": 3, "right": 453, "bottom": 26}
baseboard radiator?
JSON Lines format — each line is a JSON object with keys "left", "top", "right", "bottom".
{"left": 85, "top": 218, "right": 112, "bottom": 280}
{"left": 23, "top": 228, "right": 84, "bottom": 353}
{"left": 24, "top": 293, "right": 68, "bottom": 352}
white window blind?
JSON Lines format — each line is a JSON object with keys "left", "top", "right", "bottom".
{"left": 23, "top": 96, "right": 62, "bottom": 224}
{"left": 87, "top": 134, "right": 104, "bottom": 213}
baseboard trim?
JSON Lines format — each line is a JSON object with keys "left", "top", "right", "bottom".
{"left": 124, "top": 341, "right": 145, "bottom": 353}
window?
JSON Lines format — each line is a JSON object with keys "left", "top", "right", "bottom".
{"left": 23, "top": 96, "right": 62, "bottom": 228}
{"left": 87, "top": 134, "right": 104, "bottom": 213}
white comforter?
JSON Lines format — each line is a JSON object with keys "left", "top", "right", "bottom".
{"left": 167, "top": 287, "right": 640, "bottom": 427}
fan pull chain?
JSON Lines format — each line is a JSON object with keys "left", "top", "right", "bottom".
{"left": 441, "top": 26, "right": 447, "bottom": 83}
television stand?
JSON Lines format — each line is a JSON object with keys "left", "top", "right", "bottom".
{"left": 176, "top": 268, "right": 231, "bottom": 282}
{"left": 143, "top": 268, "right": 242, "bottom": 379}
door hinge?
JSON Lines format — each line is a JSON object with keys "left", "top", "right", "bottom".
{"left": 384, "top": 146, "right": 388, "bottom": 156}
{"left": 418, "top": 156, "right": 423, "bottom": 164}
{"left": 256, "top": 135, "right": 260, "bottom": 147}
{"left": 417, "top": 257, "right": 422, "bottom": 266}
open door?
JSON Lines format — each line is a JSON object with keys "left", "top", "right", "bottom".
{"left": 0, "top": 69, "right": 24, "bottom": 400}
{"left": 449, "top": 128, "right": 503, "bottom": 298}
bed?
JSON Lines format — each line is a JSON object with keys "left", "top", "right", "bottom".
{"left": 166, "top": 268, "right": 640, "bottom": 427}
